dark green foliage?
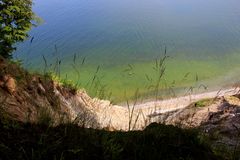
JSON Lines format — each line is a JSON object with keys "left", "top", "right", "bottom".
{"left": 0, "top": 0, "right": 34, "bottom": 58}
{"left": 0, "top": 120, "right": 221, "bottom": 160}
{"left": 102, "top": 123, "right": 220, "bottom": 160}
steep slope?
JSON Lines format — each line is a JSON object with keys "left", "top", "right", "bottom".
{"left": 0, "top": 56, "right": 131, "bottom": 129}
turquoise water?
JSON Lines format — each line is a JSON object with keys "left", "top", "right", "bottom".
{"left": 14, "top": 0, "right": 240, "bottom": 102}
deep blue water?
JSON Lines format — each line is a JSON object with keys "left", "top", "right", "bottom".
{"left": 15, "top": 0, "right": 240, "bottom": 66}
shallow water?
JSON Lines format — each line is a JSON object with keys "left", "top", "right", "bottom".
{"left": 15, "top": 0, "right": 240, "bottom": 102}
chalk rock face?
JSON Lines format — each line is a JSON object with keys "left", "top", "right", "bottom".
{"left": 1, "top": 75, "right": 16, "bottom": 95}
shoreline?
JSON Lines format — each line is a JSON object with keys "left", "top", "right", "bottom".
{"left": 101, "top": 87, "right": 240, "bottom": 130}
{"left": 124, "top": 87, "right": 240, "bottom": 113}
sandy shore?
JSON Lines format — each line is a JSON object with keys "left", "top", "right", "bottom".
{"left": 129, "top": 87, "right": 240, "bottom": 114}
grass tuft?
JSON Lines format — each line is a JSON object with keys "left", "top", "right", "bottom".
{"left": 194, "top": 98, "right": 214, "bottom": 108}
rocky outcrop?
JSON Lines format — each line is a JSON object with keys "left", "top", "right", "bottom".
{"left": 146, "top": 95, "right": 240, "bottom": 157}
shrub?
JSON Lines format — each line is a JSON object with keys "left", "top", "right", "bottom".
{"left": 0, "top": 0, "right": 34, "bottom": 58}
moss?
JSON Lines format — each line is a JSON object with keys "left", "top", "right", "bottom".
{"left": 194, "top": 98, "right": 214, "bottom": 108}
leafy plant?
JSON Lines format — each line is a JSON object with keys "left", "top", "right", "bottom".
{"left": 0, "top": 0, "right": 34, "bottom": 58}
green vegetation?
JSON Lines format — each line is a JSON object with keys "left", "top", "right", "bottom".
{"left": 0, "top": 0, "right": 34, "bottom": 58}
{"left": 44, "top": 72, "right": 78, "bottom": 92}
{"left": 0, "top": 119, "right": 222, "bottom": 160}
{"left": 194, "top": 98, "right": 214, "bottom": 108}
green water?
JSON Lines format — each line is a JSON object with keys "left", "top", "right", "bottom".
{"left": 14, "top": 0, "right": 240, "bottom": 102}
